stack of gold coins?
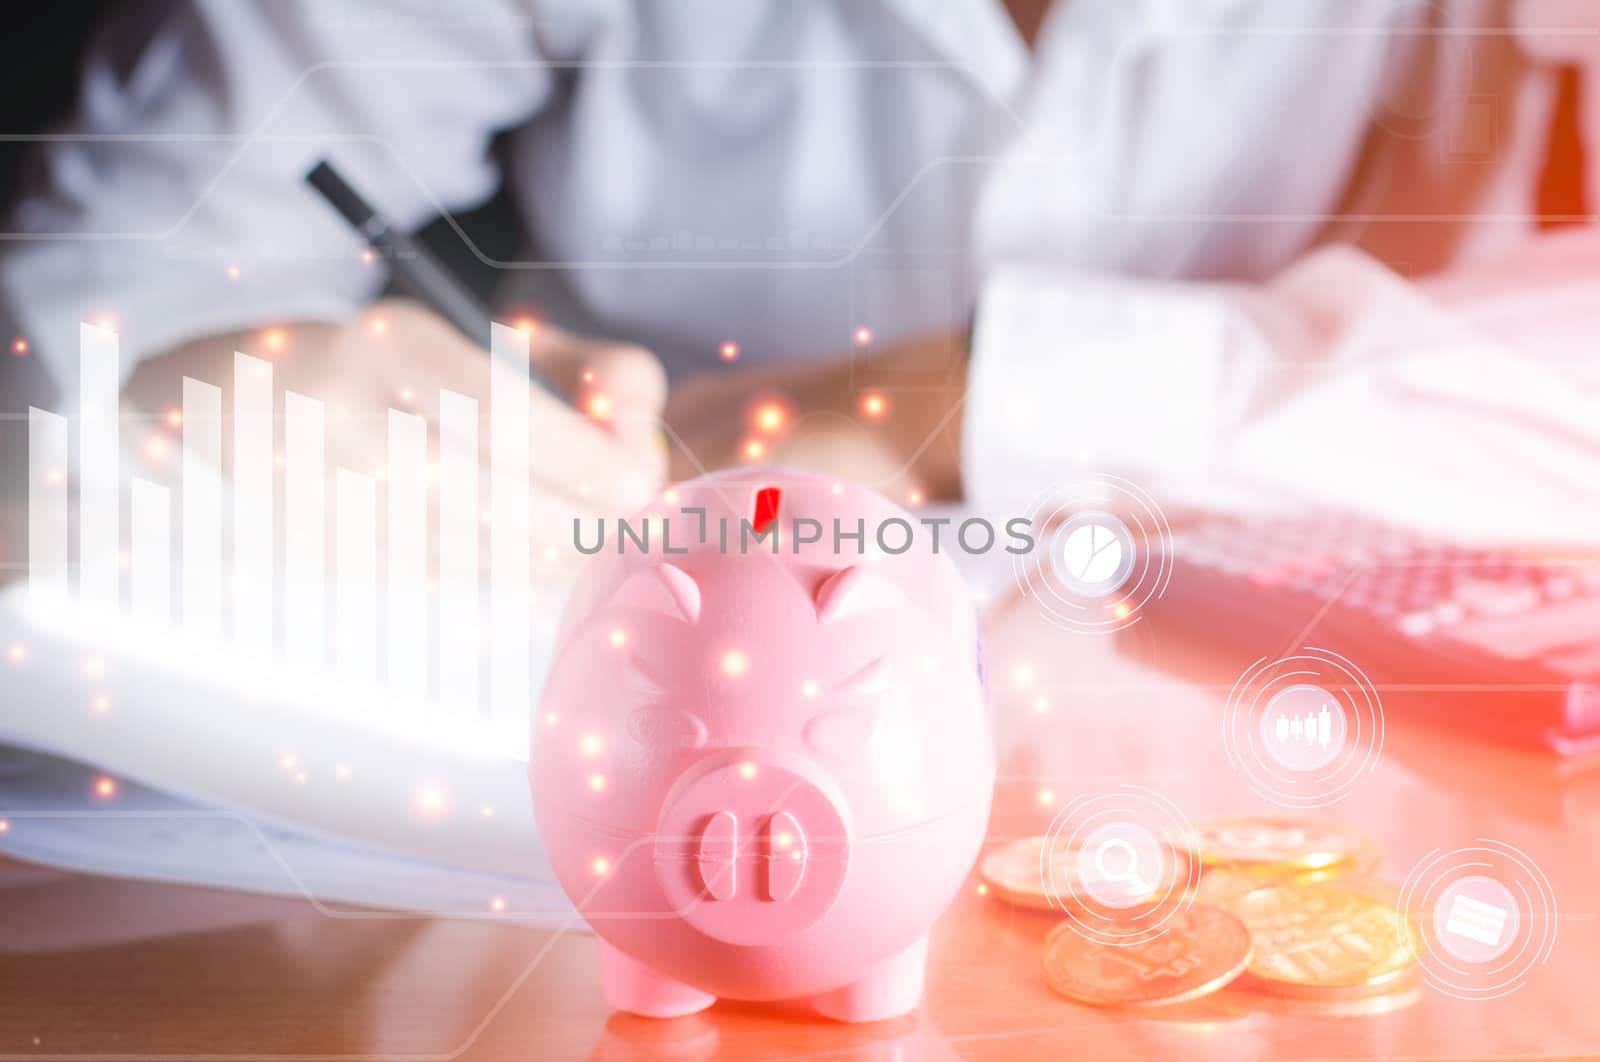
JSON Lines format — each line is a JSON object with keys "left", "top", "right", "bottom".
{"left": 980, "top": 816, "right": 1420, "bottom": 1010}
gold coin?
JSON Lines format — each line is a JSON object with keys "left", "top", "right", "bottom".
{"left": 981, "top": 836, "right": 1188, "bottom": 913}
{"left": 1197, "top": 817, "right": 1376, "bottom": 878}
{"left": 1040, "top": 904, "right": 1253, "bottom": 1008}
{"left": 1192, "top": 865, "right": 1261, "bottom": 909}
{"left": 1232, "top": 882, "right": 1417, "bottom": 998}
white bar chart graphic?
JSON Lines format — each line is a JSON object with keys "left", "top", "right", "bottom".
{"left": 22, "top": 323, "right": 548, "bottom": 738}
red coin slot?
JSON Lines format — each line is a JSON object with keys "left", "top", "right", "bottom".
{"left": 753, "top": 486, "right": 781, "bottom": 536}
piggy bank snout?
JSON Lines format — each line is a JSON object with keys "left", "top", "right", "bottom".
{"left": 653, "top": 750, "right": 852, "bottom": 947}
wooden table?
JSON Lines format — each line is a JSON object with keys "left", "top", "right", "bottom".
{"left": 3, "top": 590, "right": 1599, "bottom": 1061}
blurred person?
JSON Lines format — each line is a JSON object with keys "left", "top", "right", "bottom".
{"left": 2, "top": 0, "right": 1597, "bottom": 551}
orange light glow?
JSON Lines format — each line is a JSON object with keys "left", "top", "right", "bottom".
{"left": 361, "top": 249, "right": 376, "bottom": 264}
{"left": 1113, "top": 602, "right": 1133, "bottom": 619}
{"left": 588, "top": 773, "right": 607, "bottom": 792}
{"left": 93, "top": 776, "right": 118, "bottom": 801}
{"left": 225, "top": 265, "right": 241, "bottom": 281}
{"left": 739, "top": 761, "right": 758, "bottom": 781}
{"left": 608, "top": 628, "right": 627, "bottom": 648}
{"left": 489, "top": 896, "right": 507, "bottom": 913}
{"left": 801, "top": 679, "right": 819, "bottom": 699}
{"left": 859, "top": 393, "right": 889, "bottom": 419}
{"left": 753, "top": 402, "right": 786, "bottom": 434}
{"left": 592, "top": 857, "right": 611, "bottom": 876}
{"left": 514, "top": 317, "right": 538, "bottom": 336}
{"left": 0, "top": 819, "right": 10, "bottom": 834}
{"left": 587, "top": 393, "right": 613, "bottom": 420}
{"left": 579, "top": 732, "right": 604, "bottom": 758}
{"left": 908, "top": 490, "right": 923, "bottom": 506}
{"left": 720, "top": 341, "right": 739, "bottom": 362}
{"left": 11, "top": 337, "right": 28, "bottom": 356}
{"left": 544, "top": 711, "right": 560, "bottom": 727}
{"left": 7, "top": 643, "right": 26, "bottom": 663}
{"left": 854, "top": 326, "right": 873, "bottom": 346}
{"left": 743, "top": 439, "right": 765, "bottom": 461}
{"left": 263, "top": 329, "right": 286, "bottom": 351}
{"left": 398, "top": 386, "right": 414, "bottom": 403}
{"left": 1037, "top": 788, "right": 1055, "bottom": 806}
{"left": 165, "top": 408, "right": 182, "bottom": 428}
{"left": 977, "top": 882, "right": 989, "bottom": 895}
{"left": 721, "top": 650, "right": 748, "bottom": 677}
{"left": 370, "top": 317, "right": 388, "bottom": 336}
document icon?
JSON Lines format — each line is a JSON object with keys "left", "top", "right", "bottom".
{"left": 1443, "top": 894, "right": 1510, "bottom": 948}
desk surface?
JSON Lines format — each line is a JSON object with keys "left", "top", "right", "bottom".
{"left": 3, "top": 593, "right": 1599, "bottom": 1061}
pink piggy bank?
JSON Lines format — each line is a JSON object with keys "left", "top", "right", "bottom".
{"left": 532, "top": 468, "right": 994, "bottom": 1022}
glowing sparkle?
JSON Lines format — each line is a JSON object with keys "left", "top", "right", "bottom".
{"left": 514, "top": 317, "right": 537, "bottom": 336}
{"left": 480, "top": 803, "right": 494, "bottom": 818}
{"left": 608, "top": 628, "right": 627, "bottom": 648}
{"left": 587, "top": 394, "right": 613, "bottom": 420}
{"left": 1032, "top": 696, "right": 1050, "bottom": 714}
{"left": 1011, "top": 662, "right": 1035, "bottom": 687}
{"left": 91, "top": 694, "right": 110, "bottom": 714}
{"left": 854, "top": 326, "right": 873, "bottom": 346}
{"left": 581, "top": 370, "right": 595, "bottom": 384}
{"left": 83, "top": 656, "right": 105, "bottom": 678}
{"left": 859, "top": 393, "right": 888, "bottom": 419}
{"left": 908, "top": 490, "right": 923, "bottom": 506}
{"left": 489, "top": 895, "right": 507, "bottom": 913}
{"left": 398, "top": 386, "right": 414, "bottom": 403}
{"left": 754, "top": 402, "right": 785, "bottom": 434}
{"left": 263, "top": 329, "right": 286, "bottom": 351}
{"left": 801, "top": 679, "right": 820, "bottom": 699}
{"left": 738, "top": 761, "right": 758, "bottom": 781}
{"left": 1113, "top": 602, "right": 1133, "bottom": 619}
{"left": 361, "top": 249, "right": 376, "bottom": 264}
{"left": 415, "top": 784, "right": 448, "bottom": 817}
{"left": 145, "top": 435, "right": 170, "bottom": 461}
{"left": 720, "top": 341, "right": 739, "bottom": 362}
{"left": 831, "top": 483, "right": 843, "bottom": 496}
{"left": 279, "top": 752, "right": 299, "bottom": 771}
{"left": 165, "top": 408, "right": 182, "bottom": 428}
{"left": 592, "top": 857, "right": 611, "bottom": 876}
{"left": 1036, "top": 788, "right": 1055, "bottom": 806}
{"left": 225, "top": 265, "right": 240, "bottom": 281}
{"left": 93, "top": 776, "right": 118, "bottom": 801}
{"left": 742, "top": 439, "right": 765, "bottom": 461}
{"left": 12, "top": 337, "right": 28, "bottom": 356}
{"left": 543, "top": 711, "right": 560, "bottom": 727}
{"left": 369, "top": 316, "right": 388, "bottom": 336}
{"left": 662, "top": 488, "right": 679, "bottom": 505}
{"left": 587, "top": 773, "right": 607, "bottom": 792}
{"left": 293, "top": 770, "right": 308, "bottom": 784}
{"left": 0, "top": 819, "right": 9, "bottom": 834}
{"left": 775, "top": 831, "right": 794, "bottom": 849}
{"left": 335, "top": 763, "right": 352, "bottom": 781}
{"left": 6, "top": 643, "right": 25, "bottom": 663}
{"left": 721, "top": 650, "right": 748, "bottom": 677}
{"left": 977, "top": 882, "right": 989, "bottom": 896}
{"left": 579, "top": 732, "right": 604, "bottom": 758}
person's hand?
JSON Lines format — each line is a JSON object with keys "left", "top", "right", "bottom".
{"left": 123, "top": 298, "right": 668, "bottom": 578}
{"left": 663, "top": 329, "right": 968, "bottom": 503}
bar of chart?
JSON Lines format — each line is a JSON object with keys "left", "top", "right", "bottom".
{"left": 25, "top": 322, "right": 538, "bottom": 738}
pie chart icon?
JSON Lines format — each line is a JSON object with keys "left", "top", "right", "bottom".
{"left": 1050, "top": 511, "right": 1137, "bottom": 598}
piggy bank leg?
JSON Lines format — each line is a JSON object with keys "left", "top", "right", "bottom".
{"left": 597, "top": 938, "right": 717, "bottom": 1018}
{"left": 807, "top": 933, "right": 928, "bottom": 1023}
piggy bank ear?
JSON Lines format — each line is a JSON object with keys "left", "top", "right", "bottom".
{"left": 612, "top": 562, "right": 701, "bottom": 624}
{"left": 813, "top": 565, "right": 909, "bottom": 622}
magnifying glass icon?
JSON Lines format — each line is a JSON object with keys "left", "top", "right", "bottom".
{"left": 1092, "top": 838, "right": 1156, "bottom": 898}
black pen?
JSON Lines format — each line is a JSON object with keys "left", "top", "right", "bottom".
{"left": 304, "top": 158, "right": 558, "bottom": 395}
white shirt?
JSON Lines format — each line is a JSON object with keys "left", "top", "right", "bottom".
{"left": 3, "top": 0, "right": 1598, "bottom": 540}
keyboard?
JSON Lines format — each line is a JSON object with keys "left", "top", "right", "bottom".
{"left": 1134, "top": 513, "right": 1600, "bottom": 755}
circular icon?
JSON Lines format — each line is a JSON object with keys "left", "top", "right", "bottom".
{"left": 1076, "top": 822, "right": 1166, "bottom": 909}
{"left": 1050, "top": 512, "right": 1136, "bottom": 599}
{"left": 1432, "top": 876, "right": 1521, "bottom": 965}
{"left": 1258, "top": 684, "right": 1348, "bottom": 772}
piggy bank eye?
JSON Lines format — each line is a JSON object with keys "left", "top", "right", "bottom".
{"left": 803, "top": 705, "right": 880, "bottom": 752}
{"left": 626, "top": 706, "right": 708, "bottom": 749}
{"left": 802, "top": 657, "right": 889, "bottom": 754}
